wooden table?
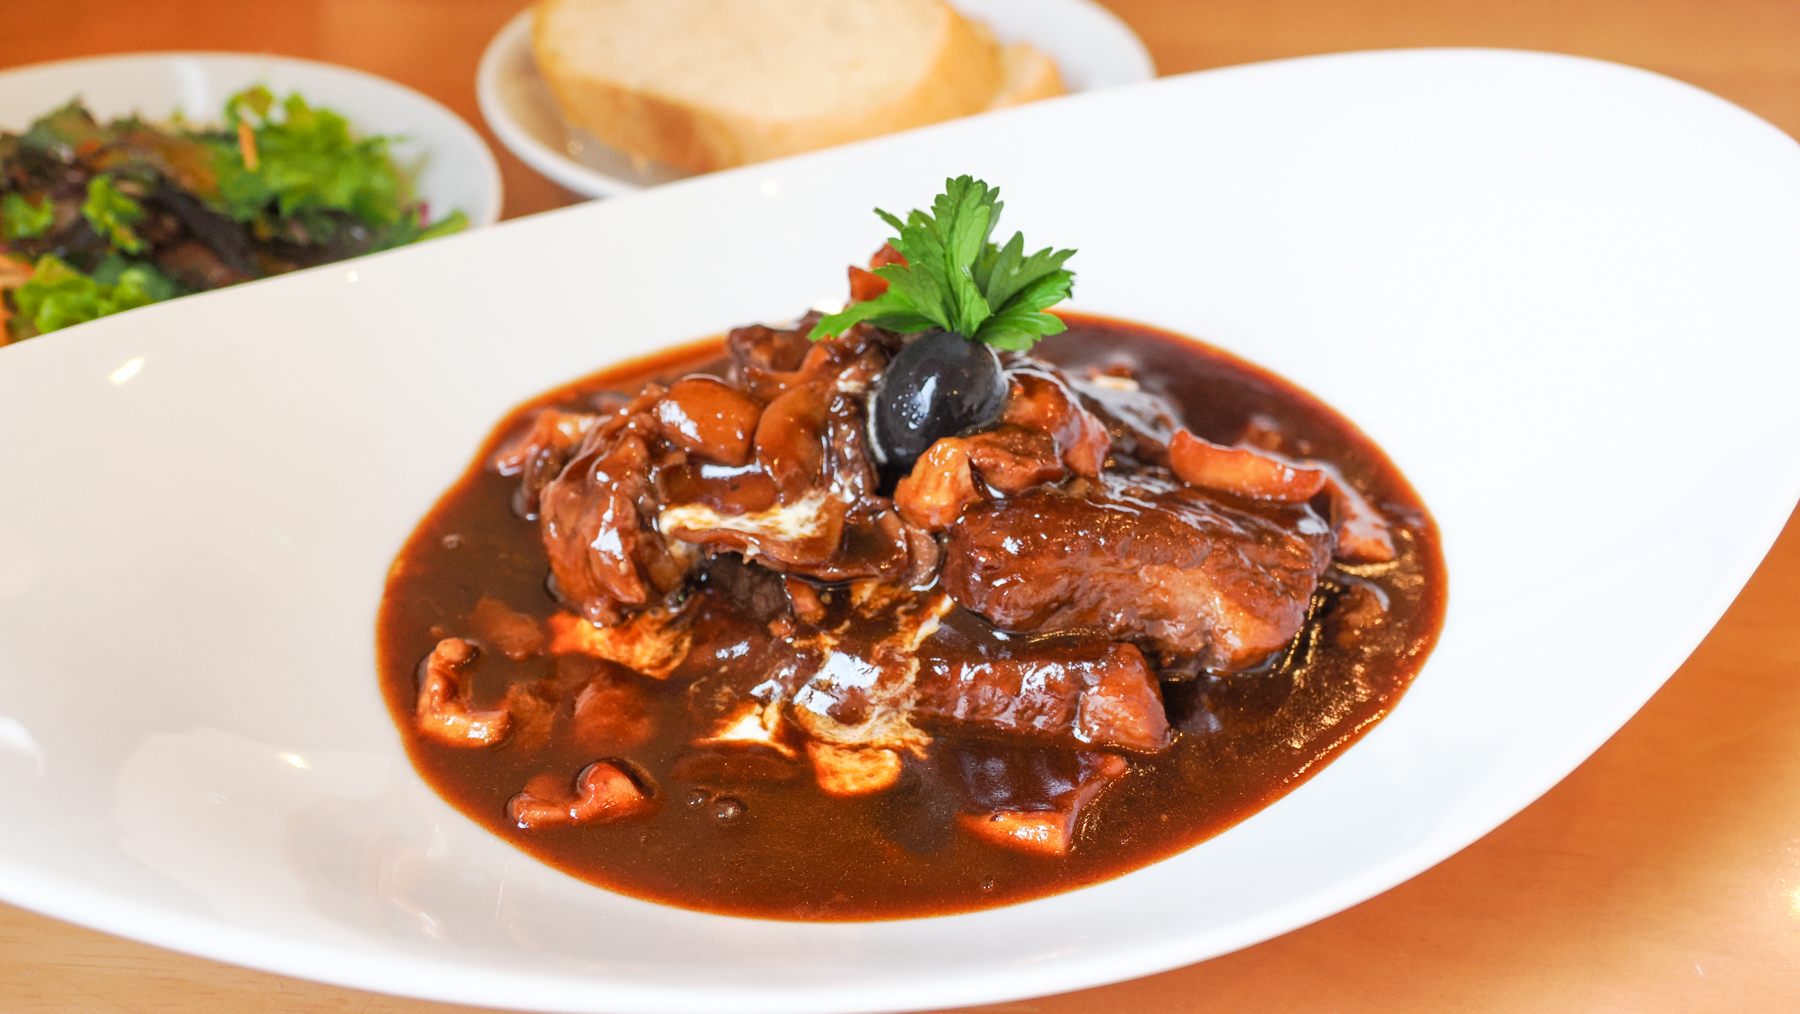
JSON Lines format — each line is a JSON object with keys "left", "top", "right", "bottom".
{"left": 3, "top": 1, "right": 1798, "bottom": 1010}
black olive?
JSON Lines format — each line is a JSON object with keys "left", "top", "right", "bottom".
{"left": 870, "top": 329, "right": 1007, "bottom": 473}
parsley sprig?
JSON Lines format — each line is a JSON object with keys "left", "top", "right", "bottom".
{"left": 809, "top": 176, "right": 1075, "bottom": 351}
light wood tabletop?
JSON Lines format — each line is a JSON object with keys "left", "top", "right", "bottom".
{"left": 3, "top": 1, "right": 1799, "bottom": 1011}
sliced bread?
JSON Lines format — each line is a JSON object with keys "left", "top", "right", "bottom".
{"left": 532, "top": 0, "right": 1062, "bottom": 173}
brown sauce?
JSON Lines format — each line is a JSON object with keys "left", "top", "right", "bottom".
{"left": 377, "top": 314, "right": 1446, "bottom": 920}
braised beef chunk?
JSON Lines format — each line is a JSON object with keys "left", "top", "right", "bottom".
{"left": 940, "top": 473, "right": 1334, "bottom": 672}
{"left": 915, "top": 634, "right": 1169, "bottom": 753}
{"left": 694, "top": 554, "right": 790, "bottom": 624}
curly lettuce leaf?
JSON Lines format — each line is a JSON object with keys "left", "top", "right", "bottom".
{"left": 81, "top": 174, "right": 147, "bottom": 253}
{"left": 211, "top": 86, "right": 407, "bottom": 235}
{"left": 9, "top": 254, "right": 177, "bottom": 335}
{"left": 1, "top": 192, "right": 54, "bottom": 241}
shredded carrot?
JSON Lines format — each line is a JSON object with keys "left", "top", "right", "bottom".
{"left": 236, "top": 118, "right": 259, "bottom": 170}
{"left": 0, "top": 256, "right": 34, "bottom": 338}
{"left": 0, "top": 256, "right": 32, "bottom": 287}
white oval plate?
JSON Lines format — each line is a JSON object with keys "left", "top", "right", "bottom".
{"left": 2, "top": 49, "right": 1799, "bottom": 1014}
{"left": 478, "top": 0, "right": 1155, "bottom": 197}
{"left": 0, "top": 52, "right": 502, "bottom": 232}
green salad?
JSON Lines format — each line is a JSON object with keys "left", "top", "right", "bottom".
{"left": 0, "top": 86, "right": 467, "bottom": 344}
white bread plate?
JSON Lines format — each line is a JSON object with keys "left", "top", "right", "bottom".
{"left": 478, "top": 0, "right": 1156, "bottom": 197}
{"left": 0, "top": 52, "right": 502, "bottom": 232}
{"left": 1, "top": 49, "right": 1798, "bottom": 1014}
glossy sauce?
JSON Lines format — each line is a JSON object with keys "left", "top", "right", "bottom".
{"left": 377, "top": 315, "right": 1446, "bottom": 920}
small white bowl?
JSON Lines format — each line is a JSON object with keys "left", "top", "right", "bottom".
{"left": 478, "top": 0, "right": 1155, "bottom": 197}
{"left": 0, "top": 52, "right": 502, "bottom": 230}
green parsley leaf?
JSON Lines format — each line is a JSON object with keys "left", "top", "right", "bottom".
{"left": 81, "top": 174, "right": 147, "bottom": 254}
{"left": 211, "top": 87, "right": 407, "bottom": 234}
{"left": 809, "top": 175, "right": 1075, "bottom": 351}
{"left": 1, "top": 192, "right": 55, "bottom": 241}
{"left": 10, "top": 254, "right": 177, "bottom": 335}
